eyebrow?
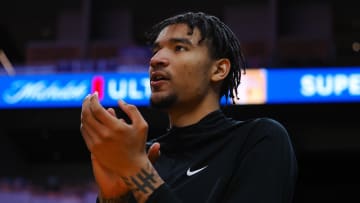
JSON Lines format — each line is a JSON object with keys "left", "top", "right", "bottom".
{"left": 169, "top": 38, "right": 193, "bottom": 46}
{"left": 152, "top": 37, "right": 194, "bottom": 50}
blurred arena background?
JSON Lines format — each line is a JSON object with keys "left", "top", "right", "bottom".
{"left": 0, "top": 0, "right": 359, "bottom": 202}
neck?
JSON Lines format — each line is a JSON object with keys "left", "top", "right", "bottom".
{"left": 167, "top": 98, "right": 220, "bottom": 128}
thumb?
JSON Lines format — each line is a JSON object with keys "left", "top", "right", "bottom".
{"left": 147, "top": 142, "right": 161, "bottom": 164}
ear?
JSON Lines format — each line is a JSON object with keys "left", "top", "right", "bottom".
{"left": 211, "top": 58, "right": 230, "bottom": 82}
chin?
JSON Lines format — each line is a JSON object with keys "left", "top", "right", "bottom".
{"left": 150, "top": 94, "right": 177, "bottom": 109}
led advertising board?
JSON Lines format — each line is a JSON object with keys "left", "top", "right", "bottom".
{"left": 266, "top": 67, "right": 360, "bottom": 104}
{"left": 1, "top": 67, "right": 359, "bottom": 109}
{"left": 0, "top": 72, "right": 150, "bottom": 109}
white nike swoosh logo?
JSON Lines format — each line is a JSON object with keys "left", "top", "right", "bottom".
{"left": 186, "top": 165, "right": 208, "bottom": 176}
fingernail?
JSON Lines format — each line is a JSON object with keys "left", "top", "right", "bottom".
{"left": 93, "top": 91, "right": 98, "bottom": 98}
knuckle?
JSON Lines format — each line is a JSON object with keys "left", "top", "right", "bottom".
{"left": 100, "top": 129, "right": 111, "bottom": 139}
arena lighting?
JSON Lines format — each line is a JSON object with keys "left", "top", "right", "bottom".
{"left": 0, "top": 67, "right": 359, "bottom": 109}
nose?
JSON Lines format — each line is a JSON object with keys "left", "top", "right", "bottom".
{"left": 149, "top": 50, "right": 169, "bottom": 69}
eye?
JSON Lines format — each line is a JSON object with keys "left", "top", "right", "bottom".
{"left": 175, "top": 45, "right": 187, "bottom": 52}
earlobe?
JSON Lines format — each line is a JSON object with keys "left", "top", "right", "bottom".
{"left": 211, "top": 58, "right": 230, "bottom": 82}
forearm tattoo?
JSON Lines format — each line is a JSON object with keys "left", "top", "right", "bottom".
{"left": 121, "top": 163, "right": 158, "bottom": 195}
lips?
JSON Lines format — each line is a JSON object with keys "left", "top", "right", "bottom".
{"left": 150, "top": 71, "right": 169, "bottom": 88}
{"left": 150, "top": 72, "right": 169, "bottom": 82}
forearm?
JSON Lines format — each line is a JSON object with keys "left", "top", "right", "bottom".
{"left": 121, "top": 161, "right": 164, "bottom": 203}
{"left": 96, "top": 161, "right": 183, "bottom": 203}
{"left": 96, "top": 161, "right": 163, "bottom": 203}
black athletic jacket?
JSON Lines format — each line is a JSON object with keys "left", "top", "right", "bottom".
{"left": 142, "top": 110, "right": 298, "bottom": 203}
{"left": 97, "top": 110, "right": 297, "bottom": 203}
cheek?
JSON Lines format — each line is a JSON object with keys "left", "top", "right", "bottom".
{"left": 183, "top": 60, "right": 207, "bottom": 77}
{"left": 174, "top": 57, "right": 211, "bottom": 92}
{"left": 183, "top": 66, "right": 199, "bottom": 85}
{"left": 181, "top": 67, "right": 208, "bottom": 93}
{"left": 180, "top": 70, "right": 195, "bottom": 90}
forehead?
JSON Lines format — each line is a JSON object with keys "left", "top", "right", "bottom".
{"left": 155, "top": 23, "right": 202, "bottom": 44}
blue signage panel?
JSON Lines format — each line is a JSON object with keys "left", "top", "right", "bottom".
{"left": 0, "top": 74, "right": 90, "bottom": 108}
{"left": 0, "top": 72, "right": 150, "bottom": 109}
{"left": 266, "top": 67, "right": 360, "bottom": 103}
{"left": 96, "top": 72, "right": 150, "bottom": 107}
{"left": 1, "top": 66, "right": 360, "bottom": 109}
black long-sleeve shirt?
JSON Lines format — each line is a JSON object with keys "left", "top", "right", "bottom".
{"left": 143, "top": 110, "right": 298, "bottom": 203}
{"left": 97, "top": 110, "right": 297, "bottom": 203}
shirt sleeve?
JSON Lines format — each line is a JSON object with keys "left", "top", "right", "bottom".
{"left": 222, "top": 118, "right": 298, "bottom": 203}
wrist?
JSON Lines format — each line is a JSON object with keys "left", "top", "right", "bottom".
{"left": 120, "top": 161, "right": 164, "bottom": 203}
{"left": 97, "top": 177, "right": 131, "bottom": 199}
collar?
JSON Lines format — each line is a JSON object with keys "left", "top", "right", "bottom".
{"left": 153, "top": 110, "right": 240, "bottom": 154}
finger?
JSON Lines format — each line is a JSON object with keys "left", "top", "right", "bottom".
{"left": 148, "top": 142, "right": 161, "bottom": 164}
{"left": 80, "top": 123, "right": 94, "bottom": 150}
{"left": 82, "top": 94, "right": 107, "bottom": 133}
{"left": 81, "top": 93, "right": 91, "bottom": 121}
{"left": 81, "top": 117, "right": 106, "bottom": 151}
{"left": 81, "top": 93, "right": 93, "bottom": 122}
{"left": 118, "top": 100, "right": 147, "bottom": 128}
{"left": 81, "top": 94, "right": 96, "bottom": 147}
{"left": 106, "top": 108, "right": 128, "bottom": 123}
{"left": 89, "top": 92, "right": 120, "bottom": 127}
{"left": 107, "top": 108, "right": 127, "bottom": 124}
{"left": 81, "top": 94, "right": 107, "bottom": 145}
{"left": 107, "top": 108, "right": 116, "bottom": 117}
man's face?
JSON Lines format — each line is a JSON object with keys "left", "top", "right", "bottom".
{"left": 149, "top": 23, "right": 215, "bottom": 110}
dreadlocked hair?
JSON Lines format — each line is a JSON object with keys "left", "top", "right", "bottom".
{"left": 145, "top": 11, "right": 247, "bottom": 104}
